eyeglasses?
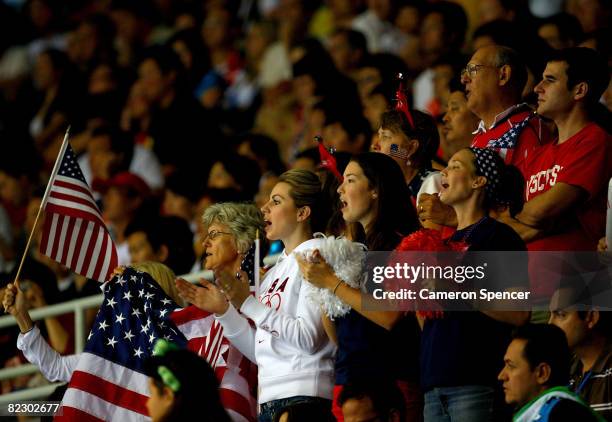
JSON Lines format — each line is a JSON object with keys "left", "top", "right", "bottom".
{"left": 460, "top": 63, "right": 499, "bottom": 79}
{"left": 205, "top": 230, "right": 232, "bottom": 241}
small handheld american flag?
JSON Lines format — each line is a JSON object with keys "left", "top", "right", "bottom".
{"left": 39, "top": 134, "right": 118, "bottom": 283}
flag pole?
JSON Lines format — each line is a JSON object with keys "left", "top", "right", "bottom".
{"left": 12, "top": 127, "right": 71, "bottom": 289}
{"left": 254, "top": 229, "right": 260, "bottom": 295}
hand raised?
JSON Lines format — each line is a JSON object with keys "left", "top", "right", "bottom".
{"left": 175, "top": 277, "right": 229, "bottom": 314}
{"left": 295, "top": 249, "right": 337, "bottom": 290}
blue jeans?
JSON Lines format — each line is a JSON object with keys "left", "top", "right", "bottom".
{"left": 258, "top": 396, "right": 331, "bottom": 422}
{"left": 424, "top": 385, "right": 494, "bottom": 422}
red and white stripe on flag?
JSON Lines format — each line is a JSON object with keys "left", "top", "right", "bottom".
{"left": 171, "top": 306, "right": 258, "bottom": 422}
{"left": 39, "top": 143, "right": 118, "bottom": 283}
{"left": 56, "top": 353, "right": 150, "bottom": 422}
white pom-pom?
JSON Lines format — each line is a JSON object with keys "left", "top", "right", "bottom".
{"left": 298, "top": 234, "right": 366, "bottom": 319}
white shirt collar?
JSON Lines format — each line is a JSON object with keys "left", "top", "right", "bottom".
{"left": 473, "top": 103, "right": 528, "bottom": 134}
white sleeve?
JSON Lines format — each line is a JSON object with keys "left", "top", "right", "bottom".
{"left": 214, "top": 305, "right": 256, "bottom": 363}
{"left": 239, "top": 281, "right": 326, "bottom": 354}
{"left": 16, "top": 326, "right": 80, "bottom": 382}
{"left": 416, "top": 172, "right": 443, "bottom": 205}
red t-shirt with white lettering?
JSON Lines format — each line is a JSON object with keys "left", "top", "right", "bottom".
{"left": 522, "top": 122, "right": 612, "bottom": 251}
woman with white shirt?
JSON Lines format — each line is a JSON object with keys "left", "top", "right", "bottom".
{"left": 176, "top": 169, "right": 335, "bottom": 422}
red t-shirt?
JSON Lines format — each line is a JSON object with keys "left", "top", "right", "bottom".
{"left": 522, "top": 123, "right": 612, "bottom": 251}
{"left": 472, "top": 110, "right": 550, "bottom": 176}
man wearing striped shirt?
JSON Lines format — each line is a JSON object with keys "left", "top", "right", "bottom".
{"left": 549, "top": 284, "right": 612, "bottom": 419}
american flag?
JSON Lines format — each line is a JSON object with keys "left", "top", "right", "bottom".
{"left": 389, "top": 143, "right": 409, "bottom": 161}
{"left": 40, "top": 141, "right": 118, "bottom": 283}
{"left": 57, "top": 268, "right": 257, "bottom": 422}
{"left": 486, "top": 113, "right": 534, "bottom": 150}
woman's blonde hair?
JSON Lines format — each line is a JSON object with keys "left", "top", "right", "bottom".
{"left": 129, "top": 261, "right": 185, "bottom": 307}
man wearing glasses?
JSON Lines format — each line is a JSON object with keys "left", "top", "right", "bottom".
{"left": 463, "top": 45, "right": 550, "bottom": 176}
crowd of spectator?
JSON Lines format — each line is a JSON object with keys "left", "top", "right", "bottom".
{"left": 0, "top": 0, "right": 611, "bottom": 421}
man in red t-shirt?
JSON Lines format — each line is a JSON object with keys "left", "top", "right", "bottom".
{"left": 499, "top": 47, "right": 612, "bottom": 252}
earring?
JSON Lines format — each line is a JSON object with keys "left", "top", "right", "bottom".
{"left": 406, "top": 159, "right": 412, "bottom": 167}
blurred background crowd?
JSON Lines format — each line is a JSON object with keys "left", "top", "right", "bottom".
{"left": 0, "top": 0, "right": 610, "bottom": 410}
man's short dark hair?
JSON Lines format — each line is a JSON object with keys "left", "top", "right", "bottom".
{"left": 512, "top": 324, "right": 570, "bottom": 388}
{"left": 492, "top": 46, "right": 528, "bottom": 96}
{"left": 338, "top": 381, "right": 406, "bottom": 421}
{"left": 547, "top": 47, "right": 610, "bottom": 106}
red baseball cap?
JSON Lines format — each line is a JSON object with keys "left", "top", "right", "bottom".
{"left": 92, "top": 172, "right": 151, "bottom": 197}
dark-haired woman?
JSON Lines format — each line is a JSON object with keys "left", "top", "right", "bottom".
{"left": 298, "top": 152, "right": 423, "bottom": 421}
{"left": 146, "top": 340, "right": 230, "bottom": 422}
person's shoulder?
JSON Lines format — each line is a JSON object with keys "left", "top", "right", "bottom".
{"left": 548, "top": 397, "right": 600, "bottom": 421}
{"left": 475, "top": 218, "right": 526, "bottom": 251}
{"left": 570, "top": 122, "right": 611, "bottom": 145}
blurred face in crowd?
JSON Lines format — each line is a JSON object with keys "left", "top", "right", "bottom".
{"left": 128, "top": 231, "right": 163, "bottom": 264}
{"left": 442, "top": 91, "right": 479, "bottom": 158}
{"left": 538, "top": 24, "right": 565, "bottom": 50}
{"left": 328, "top": 32, "right": 353, "bottom": 74}
{"left": 245, "top": 23, "right": 271, "bottom": 62}
{"left": 325, "top": 121, "right": 366, "bottom": 155}
{"left": 89, "top": 64, "right": 116, "bottom": 94}
{"left": 293, "top": 74, "right": 317, "bottom": 106}
{"left": 33, "top": 52, "right": 58, "bottom": 90}
{"left": 549, "top": 287, "right": 594, "bottom": 350}
{"left": 363, "top": 93, "right": 388, "bottom": 129}
{"left": 138, "top": 58, "right": 174, "bottom": 105}
{"left": 534, "top": 61, "right": 576, "bottom": 120}
{"left": 356, "top": 67, "right": 382, "bottom": 100}
{"left": 202, "top": 8, "right": 230, "bottom": 49}
{"left": 478, "top": 0, "right": 513, "bottom": 25}
{"left": 102, "top": 187, "right": 138, "bottom": 223}
{"left": 368, "top": 0, "right": 392, "bottom": 21}
{"left": 0, "top": 170, "right": 27, "bottom": 206}
{"left": 207, "top": 162, "right": 238, "bottom": 190}
{"left": 498, "top": 339, "right": 546, "bottom": 407}
{"left": 395, "top": 5, "right": 420, "bottom": 35}
{"left": 461, "top": 47, "right": 501, "bottom": 117}
{"left": 202, "top": 221, "right": 239, "bottom": 271}
{"left": 420, "top": 12, "right": 446, "bottom": 57}
{"left": 163, "top": 190, "right": 193, "bottom": 222}
{"left": 338, "top": 161, "right": 377, "bottom": 228}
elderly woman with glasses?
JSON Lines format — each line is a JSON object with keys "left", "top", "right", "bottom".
{"left": 176, "top": 202, "right": 265, "bottom": 309}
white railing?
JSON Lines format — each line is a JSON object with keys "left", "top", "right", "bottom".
{"left": 0, "top": 258, "right": 278, "bottom": 402}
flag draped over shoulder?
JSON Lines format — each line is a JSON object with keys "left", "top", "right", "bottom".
{"left": 40, "top": 142, "right": 118, "bottom": 283}
{"left": 57, "top": 267, "right": 257, "bottom": 422}
{"left": 170, "top": 307, "right": 257, "bottom": 422}
{"left": 57, "top": 268, "right": 186, "bottom": 422}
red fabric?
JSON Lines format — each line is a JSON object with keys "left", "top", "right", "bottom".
{"left": 471, "top": 110, "right": 551, "bottom": 176}
{"left": 55, "top": 406, "right": 105, "bottom": 422}
{"left": 68, "top": 370, "right": 149, "bottom": 415}
{"left": 523, "top": 123, "right": 612, "bottom": 251}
